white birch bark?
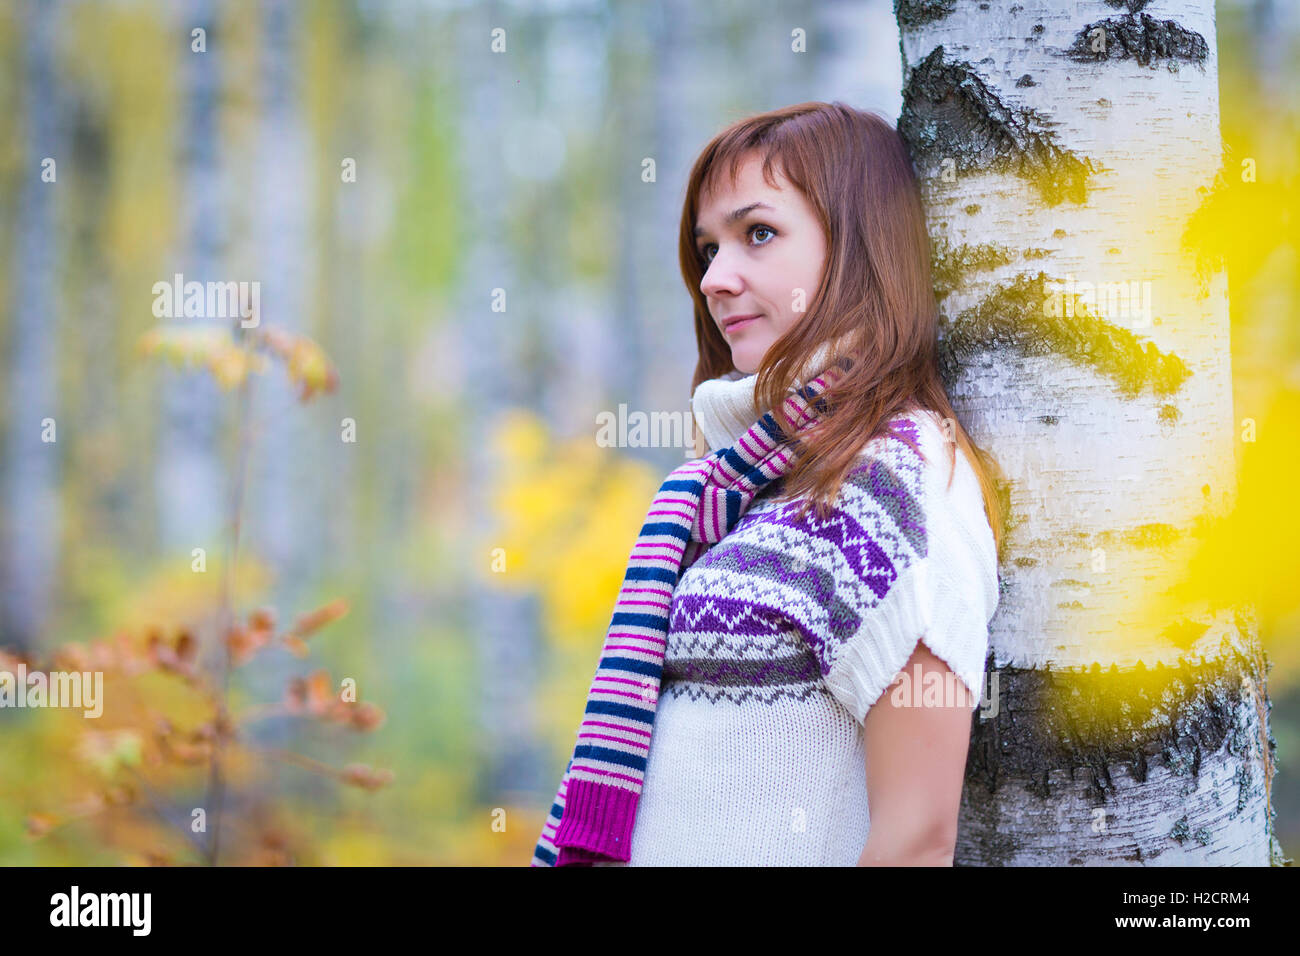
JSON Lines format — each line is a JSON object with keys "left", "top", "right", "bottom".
{"left": 155, "top": 0, "right": 227, "bottom": 559}
{"left": 456, "top": 7, "right": 549, "bottom": 802}
{"left": 2, "top": 0, "right": 63, "bottom": 654}
{"left": 249, "top": 0, "right": 314, "bottom": 600}
{"left": 893, "top": 0, "right": 1280, "bottom": 865}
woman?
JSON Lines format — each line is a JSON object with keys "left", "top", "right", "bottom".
{"left": 532, "top": 101, "right": 1005, "bottom": 867}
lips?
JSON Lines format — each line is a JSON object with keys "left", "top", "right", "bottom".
{"left": 722, "top": 313, "right": 761, "bottom": 333}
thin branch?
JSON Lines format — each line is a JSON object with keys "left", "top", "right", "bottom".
{"left": 202, "top": 324, "right": 258, "bottom": 866}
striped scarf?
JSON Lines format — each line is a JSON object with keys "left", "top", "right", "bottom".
{"left": 531, "top": 355, "right": 852, "bottom": 866}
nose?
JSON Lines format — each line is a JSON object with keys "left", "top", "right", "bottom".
{"left": 699, "top": 249, "right": 744, "bottom": 300}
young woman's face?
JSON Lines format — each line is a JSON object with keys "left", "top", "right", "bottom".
{"left": 693, "top": 154, "right": 827, "bottom": 375}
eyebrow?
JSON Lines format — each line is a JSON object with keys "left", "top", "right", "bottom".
{"left": 693, "top": 202, "right": 776, "bottom": 241}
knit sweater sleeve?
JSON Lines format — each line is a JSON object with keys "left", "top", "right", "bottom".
{"left": 809, "top": 410, "right": 999, "bottom": 722}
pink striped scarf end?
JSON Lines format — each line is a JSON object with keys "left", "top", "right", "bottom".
{"left": 551, "top": 778, "right": 638, "bottom": 865}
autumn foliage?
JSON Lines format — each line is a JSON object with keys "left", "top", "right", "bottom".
{"left": 5, "top": 321, "right": 392, "bottom": 866}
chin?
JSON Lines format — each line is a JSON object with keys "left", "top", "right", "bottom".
{"left": 731, "top": 342, "right": 770, "bottom": 376}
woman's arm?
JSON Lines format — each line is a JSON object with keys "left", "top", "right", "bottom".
{"left": 855, "top": 639, "right": 976, "bottom": 866}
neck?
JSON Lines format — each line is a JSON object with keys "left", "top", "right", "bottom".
{"left": 691, "top": 337, "right": 851, "bottom": 455}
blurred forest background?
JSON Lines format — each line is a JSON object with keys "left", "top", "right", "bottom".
{"left": 0, "top": 0, "right": 1297, "bottom": 865}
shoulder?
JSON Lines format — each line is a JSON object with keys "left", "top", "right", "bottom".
{"left": 850, "top": 407, "right": 977, "bottom": 502}
{"left": 840, "top": 406, "right": 995, "bottom": 576}
{"left": 842, "top": 407, "right": 952, "bottom": 502}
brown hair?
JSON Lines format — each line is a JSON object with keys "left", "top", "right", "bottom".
{"left": 678, "top": 101, "right": 1005, "bottom": 555}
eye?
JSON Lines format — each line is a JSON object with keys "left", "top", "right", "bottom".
{"left": 700, "top": 223, "right": 778, "bottom": 264}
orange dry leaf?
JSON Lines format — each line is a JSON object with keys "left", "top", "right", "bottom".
{"left": 248, "top": 607, "right": 276, "bottom": 631}
{"left": 256, "top": 327, "right": 340, "bottom": 402}
{"left": 341, "top": 763, "right": 394, "bottom": 791}
{"left": 284, "top": 669, "right": 335, "bottom": 717}
{"left": 0, "top": 649, "right": 30, "bottom": 673}
{"left": 158, "top": 727, "right": 213, "bottom": 765}
{"left": 281, "top": 635, "right": 309, "bottom": 658}
{"left": 146, "top": 629, "right": 198, "bottom": 679}
{"left": 53, "top": 643, "right": 91, "bottom": 671}
{"left": 289, "top": 599, "right": 349, "bottom": 639}
{"left": 346, "top": 701, "right": 386, "bottom": 732}
{"left": 25, "top": 813, "right": 58, "bottom": 839}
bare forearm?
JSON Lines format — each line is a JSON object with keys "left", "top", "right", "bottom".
{"left": 857, "top": 834, "right": 954, "bottom": 866}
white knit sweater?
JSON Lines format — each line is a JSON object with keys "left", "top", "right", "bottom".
{"left": 591, "top": 364, "right": 1000, "bottom": 866}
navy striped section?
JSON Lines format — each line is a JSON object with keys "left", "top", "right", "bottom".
{"left": 534, "top": 844, "right": 557, "bottom": 866}
{"left": 573, "top": 743, "right": 648, "bottom": 773}
{"left": 595, "top": 654, "right": 663, "bottom": 677}
{"left": 610, "top": 611, "right": 670, "bottom": 630}
{"left": 623, "top": 566, "right": 678, "bottom": 585}
{"left": 584, "top": 698, "right": 658, "bottom": 722}
{"left": 660, "top": 477, "right": 704, "bottom": 494}
{"left": 638, "top": 521, "right": 691, "bottom": 541}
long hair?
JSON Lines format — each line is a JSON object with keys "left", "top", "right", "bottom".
{"left": 678, "top": 101, "right": 1005, "bottom": 555}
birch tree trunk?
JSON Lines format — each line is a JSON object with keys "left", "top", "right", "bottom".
{"left": 155, "top": 0, "right": 226, "bottom": 559}
{"left": 2, "top": 0, "right": 63, "bottom": 655}
{"left": 893, "top": 0, "right": 1280, "bottom": 865}
{"left": 250, "top": 0, "right": 313, "bottom": 602}
{"left": 455, "top": 4, "right": 548, "bottom": 805}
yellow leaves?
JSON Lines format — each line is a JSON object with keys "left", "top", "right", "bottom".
{"left": 546, "top": 457, "right": 660, "bottom": 651}
{"left": 258, "top": 326, "right": 340, "bottom": 402}
{"left": 1132, "top": 391, "right": 1300, "bottom": 691}
{"left": 137, "top": 326, "right": 268, "bottom": 389}
{"left": 491, "top": 409, "right": 549, "bottom": 467}
{"left": 75, "top": 729, "right": 143, "bottom": 777}
{"left": 485, "top": 408, "right": 661, "bottom": 652}
{"left": 136, "top": 323, "right": 339, "bottom": 401}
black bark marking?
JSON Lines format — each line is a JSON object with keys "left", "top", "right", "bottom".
{"left": 1104, "top": 0, "right": 1154, "bottom": 15}
{"left": 893, "top": 0, "right": 957, "bottom": 28}
{"left": 930, "top": 235, "right": 1018, "bottom": 299}
{"left": 936, "top": 271, "right": 1191, "bottom": 400}
{"left": 1015, "top": 73, "right": 1035, "bottom": 87}
{"left": 1067, "top": 12, "right": 1209, "bottom": 70}
{"left": 968, "top": 638, "right": 1265, "bottom": 807}
{"left": 899, "top": 46, "right": 1100, "bottom": 205}
{"left": 964, "top": 608, "right": 1280, "bottom": 864}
